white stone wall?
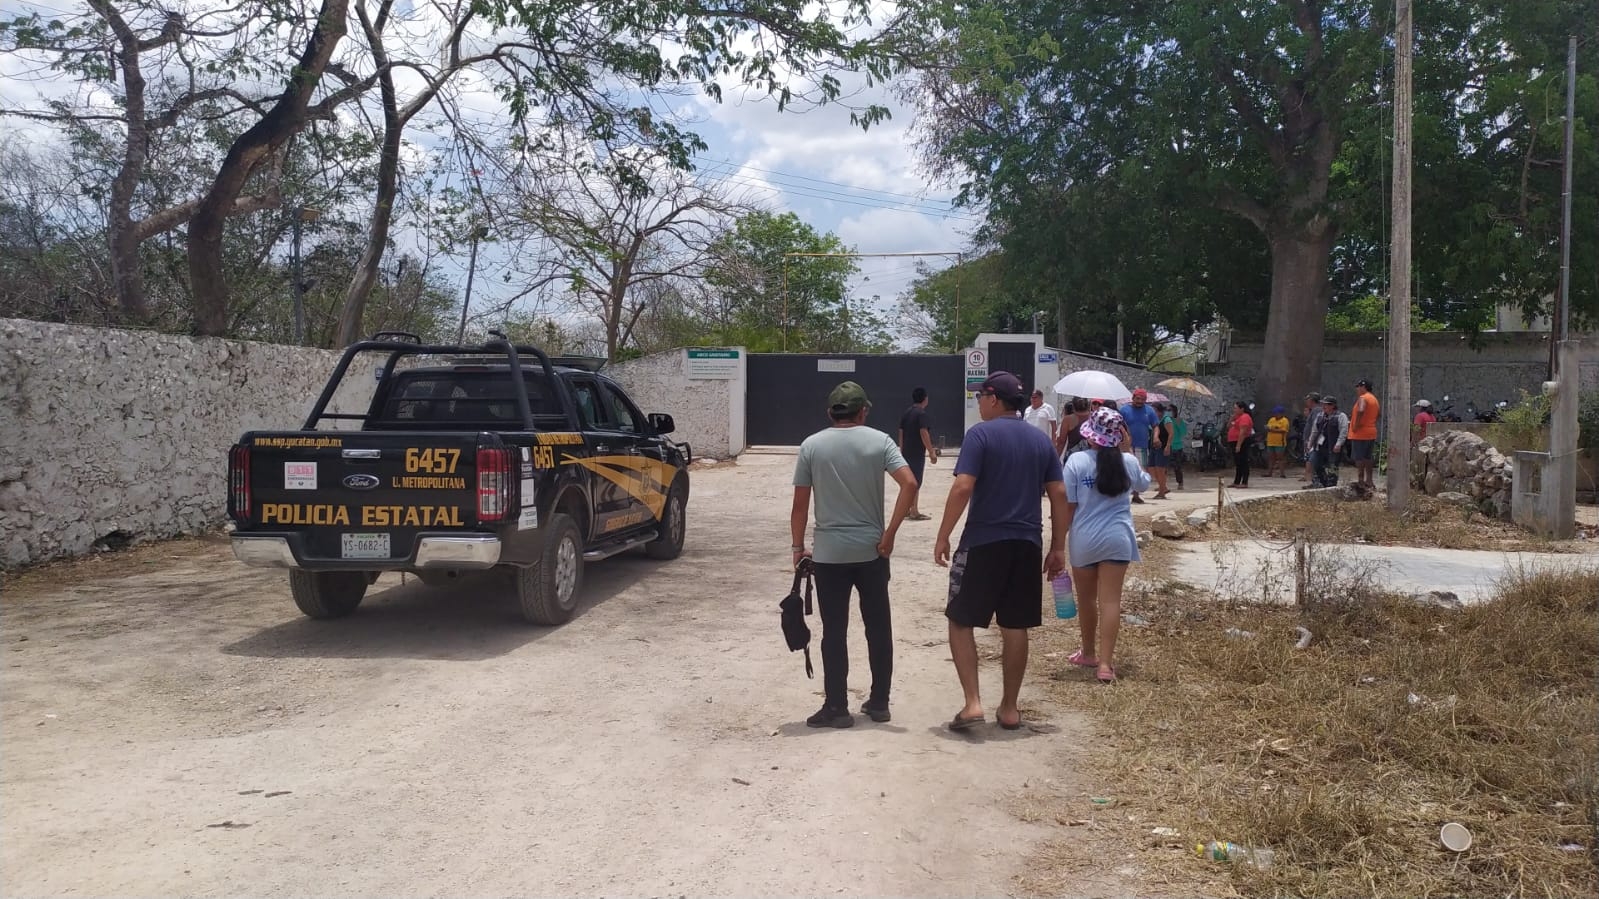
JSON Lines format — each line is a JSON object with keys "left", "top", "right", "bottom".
{"left": 0, "top": 319, "right": 346, "bottom": 566}
{"left": 606, "top": 348, "right": 746, "bottom": 461}
{"left": 0, "top": 323, "right": 751, "bottom": 567}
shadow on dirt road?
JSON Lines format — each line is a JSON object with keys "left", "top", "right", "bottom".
{"left": 222, "top": 551, "right": 658, "bottom": 662}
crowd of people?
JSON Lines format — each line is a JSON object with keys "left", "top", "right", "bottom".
{"left": 789, "top": 372, "right": 1155, "bottom": 732}
{"left": 787, "top": 371, "right": 1414, "bottom": 731}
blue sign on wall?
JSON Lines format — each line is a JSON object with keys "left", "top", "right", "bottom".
{"left": 1038, "top": 352, "right": 1058, "bottom": 363}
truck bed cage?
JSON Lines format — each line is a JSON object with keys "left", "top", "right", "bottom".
{"left": 300, "top": 337, "right": 575, "bottom": 432}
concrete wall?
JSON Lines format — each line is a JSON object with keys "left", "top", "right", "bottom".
{"left": 1211, "top": 332, "right": 1599, "bottom": 409}
{"left": 605, "top": 348, "right": 747, "bottom": 461}
{"left": 0, "top": 320, "right": 348, "bottom": 567}
{"left": 0, "top": 323, "right": 752, "bottom": 566}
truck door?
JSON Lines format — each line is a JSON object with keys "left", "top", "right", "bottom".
{"left": 566, "top": 376, "right": 635, "bottom": 539}
{"left": 596, "top": 380, "right": 670, "bottom": 532}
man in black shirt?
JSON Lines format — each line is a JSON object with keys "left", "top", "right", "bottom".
{"left": 898, "top": 387, "right": 939, "bottom": 520}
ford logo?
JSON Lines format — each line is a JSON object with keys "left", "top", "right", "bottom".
{"left": 343, "top": 474, "right": 380, "bottom": 490}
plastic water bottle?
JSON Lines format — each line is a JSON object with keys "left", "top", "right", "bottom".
{"left": 1196, "top": 841, "right": 1275, "bottom": 870}
{"left": 1052, "top": 572, "right": 1076, "bottom": 619}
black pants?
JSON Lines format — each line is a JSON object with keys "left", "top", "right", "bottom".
{"left": 1233, "top": 446, "right": 1250, "bottom": 485}
{"left": 1170, "top": 449, "right": 1185, "bottom": 487}
{"left": 1313, "top": 448, "right": 1339, "bottom": 486}
{"left": 813, "top": 556, "right": 892, "bottom": 710}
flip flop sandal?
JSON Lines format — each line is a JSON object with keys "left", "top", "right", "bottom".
{"left": 1096, "top": 665, "right": 1118, "bottom": 684}
{"left": 1067, "top": 650, "right": 1099, "bottom": 668}
{"left": 996, "top": 713, "right": 1024, "bottom": 731}
{"left": 948, "top": 712, "right": 985, "bottom": 732}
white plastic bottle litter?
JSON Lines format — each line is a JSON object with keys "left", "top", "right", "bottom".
{"left": 1196, "top": 841, "right": 1274, "bottom": 869}
{"left": 1052, "top": 572, "right": 1076, "bottom": 619}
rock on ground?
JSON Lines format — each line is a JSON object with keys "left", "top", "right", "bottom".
{"left": 1150, "top": 512, "right": 1189, "bottom": 540}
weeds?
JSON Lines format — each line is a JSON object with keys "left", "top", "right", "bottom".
{"left": 1034, "top": 566, "right": 1599, "bottom": 898}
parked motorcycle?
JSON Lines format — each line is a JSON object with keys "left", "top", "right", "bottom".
{"left": 1468, "top": 399, "right": 1509, "bottom": 423}
{"left": 1436, "top": 394, "right": 1463, "bottom": 423}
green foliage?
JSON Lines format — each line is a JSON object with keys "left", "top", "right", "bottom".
{"left": 698, "top": 211, "right": 883, "bottom": 352}
{"left": 1577, "top": 390, "right": 1599, "bottom": 456}
{"left": 1484, "top": 389, "right": 1553, "bottom": 453}
{"left": 1325, "top": 294, "right": 1450, "bottom": 333}
{"left": 904, "top": 0, "right": 1598, "bottom": 385}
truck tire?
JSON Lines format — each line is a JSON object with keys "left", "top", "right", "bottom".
{"left": 644, "top": 480, "right": 687, "bottom": 560}
{"left": 515, "top": 513, "right": 583, "bottom": 625}
{"left": 288, "top": 570, "right": 367, "bottom": 619}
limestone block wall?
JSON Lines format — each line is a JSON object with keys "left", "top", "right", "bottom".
{"left": 606, "top": 348, "right": 746, "bottom": 461}
{"left": 0, "top": 323, "right": 751, "bottom": 567}
{"left": 0, "top": 319, "right": 345, "bottom": 566}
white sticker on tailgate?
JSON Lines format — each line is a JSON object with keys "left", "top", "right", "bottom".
{"left": 284, "top": 461, "right": 317, "bottom": 490}
{"left": 341, "top": 532, "right": 390, "bottom": 559}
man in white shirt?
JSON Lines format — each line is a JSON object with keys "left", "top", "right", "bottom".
{"left": 1022, "top": 390, "right": 1058, "bottom": 443}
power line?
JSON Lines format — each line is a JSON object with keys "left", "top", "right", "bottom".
{"left": 695, "top": 161, "right": 984, "bottom": 223}
{"left": 690, "top": 152, "right": 962, "bottom": 208}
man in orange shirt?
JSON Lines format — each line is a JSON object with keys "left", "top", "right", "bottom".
{"left": 1348, "top": 379, "right": 1381, "bottom": 487}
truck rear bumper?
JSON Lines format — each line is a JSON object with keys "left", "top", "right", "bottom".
{"left": 231, "top": 535, "right": 502, "bottom": 570}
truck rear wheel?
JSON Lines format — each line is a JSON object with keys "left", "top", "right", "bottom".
{"left": 644, "top": 480, "right": 687, "bottom": 560}
{"left": 515, "top": 513, "right": 583, "bottom": 625}
{"left": 288, "top": 570, "right": 367, "bottom": 619}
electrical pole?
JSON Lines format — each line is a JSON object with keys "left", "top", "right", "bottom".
{"left": 457, "top": 224, "right": 485, "bottom": 344}
{"left": 1386, "top": 0, "right": 1413, "bottom": 510}
{"left": 291, "top": 210, "right": 305, "bottom": 345}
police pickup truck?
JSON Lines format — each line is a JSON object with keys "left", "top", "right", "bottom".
{"left": 227, "top": 332, "right": 690, "bottom": 625}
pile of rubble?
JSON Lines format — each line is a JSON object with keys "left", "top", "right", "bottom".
{"left": 1412, "top": 430, "right": 1513, "bottom": 519}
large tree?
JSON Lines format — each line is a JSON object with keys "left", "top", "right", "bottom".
{"left": 700, "top": 210, "right": 868, "bottom": 352}
{"left": 905, "top": 1, "right": 1596, "bottom": 408}
{"left": 483, "top": 142, "right": 749, "bottom": 358}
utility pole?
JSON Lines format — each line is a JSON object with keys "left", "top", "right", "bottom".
{"left": 1385, "top": 0, "right": 1414, "bottom": 511}
{"left": 289, "top": 206, "right": 320, "bottom": 345}
{"left": 1547, "top": 36, "right": 1579, "bottom": 538}
{"left": 456, "top": 224, "right": 486, "bottom": 344}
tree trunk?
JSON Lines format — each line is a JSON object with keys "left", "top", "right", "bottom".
{"left": 334, "top": 75, "right": 400, "bottom": 346}
{"left": 1254, "top": 226, "right": 1336, "bottom": 413}
{"left": 188, "top": 0, "right": 349, "bottom": 336}
{"left": 88, "top": 0, "right": 164, "bottom": 320}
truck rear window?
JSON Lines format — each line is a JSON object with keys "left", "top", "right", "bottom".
{"left": 377, "top": 371, "right": 563, "bottom": 427}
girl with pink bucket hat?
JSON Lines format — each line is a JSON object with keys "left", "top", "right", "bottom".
{"left": 1060, "top": 407, "right": 1151, "bottom": 683}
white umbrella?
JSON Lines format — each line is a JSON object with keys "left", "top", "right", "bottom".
{"left": 1052, "top": 370, "right": 1133, "bottom": 402}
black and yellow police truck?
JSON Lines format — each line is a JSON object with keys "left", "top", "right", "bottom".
{"left": 226, "top": 333, "right": 690, "bottom": 625}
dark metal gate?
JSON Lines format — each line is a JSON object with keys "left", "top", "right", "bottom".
{"left": 986, "top": 340, "right": 1037, "bottom": 395}
{"left": 746, "top": 354, "right": 965, "bottom": 448}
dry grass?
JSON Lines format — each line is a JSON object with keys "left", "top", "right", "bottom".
{"left": 1032, "top": 566, "right": 1599, "bottom": 898}
{"left": 1215, "top": 492, "right": 1581, "bottom": 552}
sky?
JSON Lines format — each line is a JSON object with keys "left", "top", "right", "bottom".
{"left": 0, "top": 0, "right": 982, "bottom": 340}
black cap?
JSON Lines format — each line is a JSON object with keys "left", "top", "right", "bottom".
{"left": 1356, "top": 378, "right": 1373, "bottom": 390}
{"left": 979, "top": 371, "right": 1026, "bottom": 402}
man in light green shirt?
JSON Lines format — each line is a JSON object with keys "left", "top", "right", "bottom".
{"left": 792, "top": 381, "right": 919, "bottom": 728}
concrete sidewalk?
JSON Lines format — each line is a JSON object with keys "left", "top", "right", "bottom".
{"left": 1166, "top": 540, "right": 1597, "bottom": 604}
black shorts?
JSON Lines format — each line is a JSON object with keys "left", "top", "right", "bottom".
{"left": 904, "top": 452, "right": 926, "bottom": 487}
{"left": 945, "top": 539, "right": 1043, "bottom": 629}
{"left": 1349, "top": 439, "right": 1375, "bottom": 462}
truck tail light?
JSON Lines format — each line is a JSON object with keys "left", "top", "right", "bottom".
{"left": 476, "top": 446, "right": 512, "bottom": 521}
{"left": 228, "top": 445, "right": 251, "bottom": 522}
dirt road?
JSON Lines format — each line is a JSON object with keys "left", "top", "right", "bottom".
{"left": 2, "top": 453, "right": 1146, "bottom": 898}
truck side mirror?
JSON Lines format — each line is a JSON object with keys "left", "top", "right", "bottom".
{"left": 648, "top": 413, "right": 675, "bottom": 434}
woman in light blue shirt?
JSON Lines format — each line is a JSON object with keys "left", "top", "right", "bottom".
{"left": 1061, "top": 407, "right": 1151, "bottom": 684}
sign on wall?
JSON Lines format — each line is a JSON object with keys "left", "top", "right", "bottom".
{"left": 964, "top": 347, "right": 988, "bottom": 396}
{"left": 684, "top": 348, "right": 741, "bottom": 379}
{"left": 1038, "top": 352, "right": 1058, "bottom": 363}
{"left": 817, "top": 359, "right": 856, "bottom": 373}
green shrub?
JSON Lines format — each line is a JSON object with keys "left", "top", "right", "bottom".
{"left": 1483, "top": 389, "right": 1552, "bottom": 453}
{"left": 1580, "top": 390, "right": 1599, "bottom": 456}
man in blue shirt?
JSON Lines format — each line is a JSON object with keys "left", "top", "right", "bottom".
{"left": 1119, "top": 388, "right": 1160, "bottom": 504}
{"left": 934, "top": 371, "right": 1068, "bottom": 732}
